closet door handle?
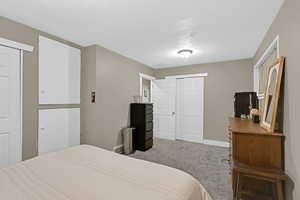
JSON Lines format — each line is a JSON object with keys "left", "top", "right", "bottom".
{"left": 39, "top": 127, "right": 45, "bottom": 133}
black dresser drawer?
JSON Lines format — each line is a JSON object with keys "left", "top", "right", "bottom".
{"left": 146, "top": 107, "right": 153, "bottom": 115}
{"left": 145, "top": 121, "right": 153, "bottom": 131}
{"left": 145, "top": 130, "right": 153, "bottom": 140}
{"left": 145, "top": 113, "right": 153, "bottom": 122}
{"left": 146, "top": 104, "right": 153, "bottom": 109}
{"left": 145, "top": 139, "right": 153, "bottom": 150}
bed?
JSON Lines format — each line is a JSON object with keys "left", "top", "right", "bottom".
{"left": 0, "top": 145, "right": 212, "bottom": 200}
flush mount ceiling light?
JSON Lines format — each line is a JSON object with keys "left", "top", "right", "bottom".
{"left": 177, "top": 49, "right": 193, "bottom": 58}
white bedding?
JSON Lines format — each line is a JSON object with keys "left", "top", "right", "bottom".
{"left": 0, "top": 145, "right": 212, "bottom": 200}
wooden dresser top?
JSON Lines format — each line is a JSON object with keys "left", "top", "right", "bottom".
{"left": 229, "top": 117, "right": 283, "bottom": 136}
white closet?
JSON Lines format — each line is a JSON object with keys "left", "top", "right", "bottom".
{"left": 38, "top": 36, "right": 81, "bottom": 154}
{"left": 38, "top": 108, "right": 80, "bottom": 155}
{"left": 153, "top": 76, "right": 204, "bottom": 143}
{"left": 39, "top": 36, "right": 81, "bottom": 104}
{"left": 0, "top": 45, "right": 22, "bottom": 166}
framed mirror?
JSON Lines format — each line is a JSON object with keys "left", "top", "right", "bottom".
{"left": 260, "top": 56, "right": 285, "bottom": 132}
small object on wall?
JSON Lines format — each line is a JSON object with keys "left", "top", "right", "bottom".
{"left": 91, "top": 91, "right": 96, "bottom": 103}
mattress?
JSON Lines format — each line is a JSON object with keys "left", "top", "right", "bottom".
{"left": 0, "top": 145, "right": 212, "bottom": 200}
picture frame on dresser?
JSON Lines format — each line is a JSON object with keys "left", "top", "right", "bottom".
{"left": 260, "top": 56, "right": 285, "bottom": 132}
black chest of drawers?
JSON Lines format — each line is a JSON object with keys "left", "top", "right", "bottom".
{"left": 130, "top": 103, "right": 153, "bottom": 151}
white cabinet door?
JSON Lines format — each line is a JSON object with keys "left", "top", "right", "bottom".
{"left": 38, "top": 108, "right": 80, "bottom": 155}
{"left": 176, "top": 77, "right": 204, "bottom": 143}
{"left": 152, "top": 78, "right": 176, "bottom": 140}
{"left": 0, "top": 46, "right": 22, "bottom": 166}
{"left": 39, "top": 36, "right": 81, "bottom": 104}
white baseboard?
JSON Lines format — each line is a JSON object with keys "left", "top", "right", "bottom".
{"left": 154, "top": 134, "right": 175, "bottom": 140}
{"left": 177, "top": 135, "right": 202, "bottom": 144}
{"left": 203, "top": 139, "right": 229, "bottom": 148}
{"left": 113, "top": 145, "right": 124, "bottom": 154}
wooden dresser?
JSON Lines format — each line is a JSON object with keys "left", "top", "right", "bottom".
{"left": 228, "top": 117, "right": 286, "bottom": 199}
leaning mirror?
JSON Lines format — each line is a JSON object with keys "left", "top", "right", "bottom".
{"left": 260, "top": 56, "right": 285, "bottom": 132}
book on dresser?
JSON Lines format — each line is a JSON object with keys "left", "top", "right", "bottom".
{"left": 130, "top": 103, "right": 153, "bottom": 151}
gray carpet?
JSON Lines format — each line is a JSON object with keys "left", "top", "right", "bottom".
{"left": 131, "top": 138, "right": 232, "bottom": 200}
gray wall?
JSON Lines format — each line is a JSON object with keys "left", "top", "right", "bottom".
{"left": 0, "top": 16, "right": 82, "bottom": 160}
{"left": 81, "top": 46, "right": 97, "bottom": 147}
{"left": 81, "top": 45, "right": 154, "bottom": 150}
{"left": 155, "top": 59, "right": 253, "bottom": 142}
{"left": 253, "top": 0, "right": 300, "bottom": 198}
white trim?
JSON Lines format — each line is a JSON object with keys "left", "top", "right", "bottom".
{"left": 139, "top": 73, "right": 156, "bottom": 103}
{"left": 177, "top": 135, "right": 203, "bottom": 144}
{"left": 203, "top": 139, "right": 230, "bottom": 148}
{"left": 166, "top": 73, "right": 208, "bottom": 79}
{"left": 154, "top": 135, "right": 176, "bottom": 140}
{"left": 20, "top": 50, "right": 24, "bottom": 161}
{"left": 254, "top": 35, "right": 280, "bottom": 69}
{"left": 253, "top": 35, "right": 279, "bottom": 96}
{"left": 139, "top": 73, "right": 156, "bottom": 80}
{"left": 0, "top": 37, "right": 34, "bottom": 52}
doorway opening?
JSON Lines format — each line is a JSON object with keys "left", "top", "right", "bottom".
{"left": 139, "top": 73, "right": 155, "bottom": 103}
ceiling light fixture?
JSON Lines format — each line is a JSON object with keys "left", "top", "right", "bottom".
{"left": 177, "top": 49, "right": 193, "bottom": 58}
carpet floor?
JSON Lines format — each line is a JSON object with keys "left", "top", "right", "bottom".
{"left": 131, "top": 138, "right": 232, "bottom": 200}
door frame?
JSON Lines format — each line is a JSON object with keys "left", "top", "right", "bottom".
{"left": 0, "top": 37, "right": 34, "bottom": 161}
{"left": 165, "top": 73, "right": 208, "bottom": 79}
{"left": 139, "top": 73, "right": 156, "bottom": 103}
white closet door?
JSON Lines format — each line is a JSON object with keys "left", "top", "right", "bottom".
{"left": 38, "top": 108, "right": 80, "bottom": 155}
{"left": 176, "top": 77, "right": 204, "bottom": 143}
{"left": 152, "top": 78, "right": 176, "bottom": 140}
{"left": 39, "top": 36, "right": 81, "bottom": 104}
{"left": 0, "top": 46, "right": 22, "bottom": 166}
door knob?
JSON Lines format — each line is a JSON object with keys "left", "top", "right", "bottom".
{"left": 172, "top": 112, "right": 176, "bottom": 115}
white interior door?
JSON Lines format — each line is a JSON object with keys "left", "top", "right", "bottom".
{"left": 176, "top": 77, "right": 204, "bottom": 143}
{"left": 38, "top": 108, "right": 80, "bottom": 155}
{"left": 0, "top": 45, "right": 22, "bottom": 167}
{"left": 152, "top": 78, "right": 176, "bottom": 140}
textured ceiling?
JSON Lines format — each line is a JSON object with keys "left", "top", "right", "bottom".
{"left": 0, "top": 0, "right": 284, "bottom": 68}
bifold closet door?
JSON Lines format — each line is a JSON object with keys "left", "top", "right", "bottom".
{"left": 176, "top": 77, "right": 204, "bottom": 143}
{"left": 39, "top": 36, "right": 81, "bottom": 104}
{"left": 38, "top": 108, "right": 80, "bottom": 155}
{"left": 0, "top": 46, "right": 22, "bottom": 166}
{"left": 152, "top": 78, "right": 176, "bottom": 140}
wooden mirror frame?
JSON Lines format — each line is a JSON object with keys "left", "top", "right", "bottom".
{"left": 260, "top": 56, "right": 285, "bottom": 132}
